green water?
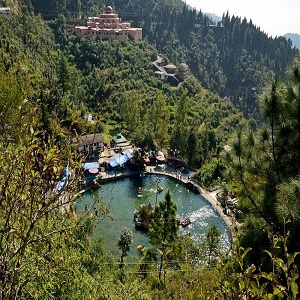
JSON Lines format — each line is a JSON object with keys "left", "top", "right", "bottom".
{"left": 76, "top": 174, "right": 230, "bottom": 256}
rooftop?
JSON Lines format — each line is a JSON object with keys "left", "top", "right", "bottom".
{"left": 112, "top": 133, "right": 127, "bottom": 144}
{"left": 72, "top": 133, "right": 104, "bottom": 147}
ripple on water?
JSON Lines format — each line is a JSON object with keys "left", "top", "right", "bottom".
{"left": 77, "top": 175, "right": 231, "bottom": 255}
{"left": 178, "top": 206, "right": 225, "bottom": 241}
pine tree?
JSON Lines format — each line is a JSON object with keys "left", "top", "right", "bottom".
{"left": 121, "top": 90, "right": 141, "bottom": 133}
{"left": 205, "top": 225, "right": 221, "bottom": 266}
{"left": 148, "top": 190, "right": 179, "bottom": 283}
{"left": 57, "top": 54, "right": 71, "bottom": 97}
{"left": 152, "top": 90, "right": 170, "bottom": 148}
{"left": 117, "top": 228, "right": 133, "bottom": 269}
{"left": 170, "top": 89, "right": 190, "bottom": 157}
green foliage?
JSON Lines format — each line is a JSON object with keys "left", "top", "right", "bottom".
{"left": 0, "top": 108, "right": 85, "bottom": 298}
{"left": 148, "top": 190, "right": 179, "bottom": 247}
{"left": 170, "top": 89, "right": 190, "bottom": 156}
{"left": 106, "top": 0, "right": 299, "bottom": 119}
{"left": 117, "top": 228, "right": 133, "bottom": 268}
{"left": 120, "top": 90, "right": 142, "bottom": 133}
{"left": 30, "top": 0, "right": 105, "bottom": 18}
{"left": 276, "top": 179, "right": 300, "bottom": 224}
{"left": 222, "top": 57, "right": 300, "bottom": 275}
{"left": 35, "top": 15, "right": 246, "bottom": 168}
{"left": 213, "top": 231, "right": 299, "bottom": 300}
{"left": 214, "top": 238, "right": 264, "bottom": 299}
{"left": 0, "top": 63, "right": 29, "bottom": 139}
{"left": 0, "top": 11, "right": 58, "bottom": 87}
{"left": 139, "top": 203, "right": 155, "bottom": 221}
{"left": 151, "top": 90, "right": 170, "bottom": 148}
{"left": 198, "top": 158, "right": 220, "bottom": 188}
{"left": 57, "top": 54, "right": 72, "bottom": 96}
{"left": 131, "top": 125, "right": 155, "bottom": 151}
{"left": 148, "top": 190, "right": 179, "bottom": 283}
{"left": 262, "top": 234, "right": 299, "bottom": 299}
{"left": 2, "top": 2, "right": 300, "bottom": 297}
{"left": 205, "top": 225, "right": 221, "bottom": 266}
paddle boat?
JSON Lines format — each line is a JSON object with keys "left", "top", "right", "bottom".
{"left": 157, "top": 186, "right": 164, "bottom": 193}
{"left": 137, "top": 186, "right": 143, "bottom": 197}
{"left": 180, "top": 217, "right": 191, "bottom": 227}
{"left": 137, "top": 244, "right": 146, "bottom": 254}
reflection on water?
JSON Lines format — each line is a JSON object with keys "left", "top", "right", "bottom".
{"left": 77, "top": 175, "right": 230, "bottom": 256}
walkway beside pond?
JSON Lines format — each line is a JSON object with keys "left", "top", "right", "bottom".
{"left": 82, "top": 163, "right": 240, "bottom": 239}
{"left": 144, "top": 165, "right": 240, "bottom": 238}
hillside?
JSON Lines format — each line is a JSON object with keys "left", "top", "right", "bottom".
{"left": 113, "top": 0, "right": 298, "bottom": 118}
{"left": 1, "top": 0, "right": 300, "bottom": 298}
{"left": 25, "top": 0, "right": 300, "bottom": 119}
{"left": 0, "top": 0, "right": 246, "bottom": 173}
{"left": 284, "top": 32, "right": 300, "bottom": 49}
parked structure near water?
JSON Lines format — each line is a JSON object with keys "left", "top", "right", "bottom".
{"left": 73, "top": 6, "right": 142, "bottom": 42}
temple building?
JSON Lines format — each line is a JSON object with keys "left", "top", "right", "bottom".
{"left": 73, "top": 6, "right": 142, "bottom": 42}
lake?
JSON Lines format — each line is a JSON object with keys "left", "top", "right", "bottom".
{"left": 76, "top": 174, "right": 231, "bottom": 256}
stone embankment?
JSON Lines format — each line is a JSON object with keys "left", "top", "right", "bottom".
{"left": 81, "top": 164, "right": 240, "bottom": 238}
{"left": 143, "top": 166, "right": 240, "bottom": 239}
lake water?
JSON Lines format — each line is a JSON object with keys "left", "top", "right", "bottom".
{"left": 76, "top": 174, "right": 231, "bottom": 256}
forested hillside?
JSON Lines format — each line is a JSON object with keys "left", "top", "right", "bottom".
{"left": 27, "top": 0, "right": 299, "bottom": 119}
{"left": 285, "top": 33, "right": 300, "bottom": 49}
{"left": 115, "top": 0, "right": 298, "bottom": 118}
{"left": 1, "top": 0, "right": 246, "bottom": 172}
{"left": 1, "top": 0, "right": 300, "bottom": 298}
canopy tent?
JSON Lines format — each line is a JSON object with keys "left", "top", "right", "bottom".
{"left": 156, "top": 155, "right": 165, "bottom": 165}
{"left": 83, "top": 162, "right": 99, "bottom": 171}
{"left": 157, "top": 150, "right": 164, "bottom": 156}
{"left": 109, "top": 153, "right": 133, "bottom": 167}
{"left": 99, "top": 157, "right": 111, "bottom": 164}
{"left": 56, "top": 166, "right": 70, "bottom": 192}
{"left": 88, "top": 168, "right": 99, "bottom": 174}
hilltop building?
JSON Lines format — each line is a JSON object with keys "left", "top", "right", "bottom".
{"left": 73, "top": 6, "right": 142, "bottom": 42}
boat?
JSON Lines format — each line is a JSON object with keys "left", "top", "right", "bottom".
{"left": 137, "top": 186, "right": 143, "bottom": 197}
{"left": 157, "top": 186, "right": 164, "bottom": 192}
{"left": 180, "top": 218, "right": 191, "bottom": 227}
{"left": 137, "top": 244, "right": 146, "bottom": 254}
